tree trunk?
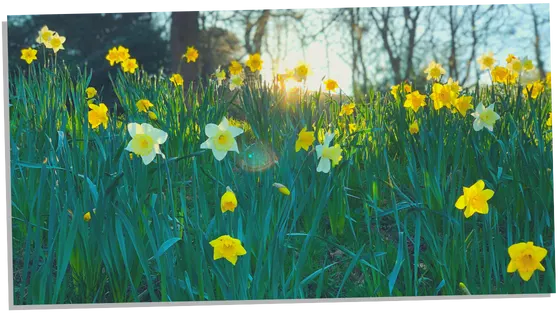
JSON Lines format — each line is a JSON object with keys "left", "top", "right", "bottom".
{"left": 170, "top": 11, "right": 200, "bottom": 84}
{"left": 530, "top": 4, "right": 546, "bottom": 79}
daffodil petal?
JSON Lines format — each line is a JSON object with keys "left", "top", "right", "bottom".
{"left": 205, "top": 124, "right": 219, "bottom": 137}
{"left": 508, "top": 243, "right": 527, "bottom": 258}
{"left": 228, "top": 125, "right": 244, "bottom": 137}
{"left": 455, "top": 195, "right": 466, "bottom": 209}
{"left": 533, "top": 246, "right": 548, "bottom": 261}
{"left": 212, "top": 148, "right": 228, "bottom": 161}
{"left": 141, "top": 150, "right": 156, "bottom": 165}
{"left": 317, "top": 157, "right": 330, "bottom": 173}
{"left": 518, "top": 270, "right": 534, "bottom": 281}
{"left": 128, "top": 123, "right": 143, "bottom": 137}
{"left": 507, "top": 260, "right": 517, "bottom": 273}
{"left": 147, "top": 127, "right": 168, "bottom": 144}
{"left": 229, "top": 140, "right": 239, "bottom": 153}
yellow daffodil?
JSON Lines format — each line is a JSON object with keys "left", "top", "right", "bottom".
{"left": 424, "top": 61, "right": 446, "bottom": 80}
{"left": 36, "top": 26, "right": 54, "bottom": 44}
{"left": 215, "top": 67, "right": 226, "bottom": 86}
{"left": 507, "top": 241, "right": 547, "bottom": 281}
{"left": 116, "top": 46, "right": 130, "bottom": 63}
{"left": 523, "top": 80, "right": 545, "bottom": 99}
{"left": 508, "top": 58, "right": 522, "bottom": 73}
{"left": 220, "top": 187, "right": 238, "bottom": 213}
{"left": 348, "top": 123, "right": 357, "bottom": 133}
{"left": 430, "top": 83, "right": 456, "bottom": 110}
{"left": 148, "top": 111, "right": 158, "bottom": 121}
{"left": 86, "top": 87, "right": 97, "bottom": 99}
{"left": 246, "top": 53, "right": 263, "bottom": 72}
{"left": 273, "top": 183, "right": 291, "bottom": 196}
{"left": 454, "top": 179, "right": 495, "bottom": 218}
{"left": 521, "top": 58, "right": 534, "bottom": 71}
{"left": 170, "top": 73, "right": 184, "bottom": 86}
{"left": 339, "top": 103, "right": 356, "bottom": 116}
{"left": 121, "top": 58, "right": 138, "bottom": 74}
{"left": 446, "top": 78, "right": 462, "bottom": 94}
{"left": 106, "top": 47, "right": 119, "bottom": 66}
{"left": 83, "top": 212, "right": 92, "bottom": 222}
{"left": 324, "top": 79, "right": 339, "bottom": 92}
{"left": 477, "top": 52, "right": 496, "bottom": 70}
{"left": 409, "top": 121, "right": 419, "bottom": 134}
{"left": 229, "top": 60, "right": 243, "bottom": 75}
{"left": 546, "top": 72, "right": 551, "bottom": 88}
{"left": 44, "top": 33, "right": 66, "bottom": 53}
{"left": 20, "top": 48, "right": 38, "bottom": 64}
{"left": 88, "top": 103, "right": 109, "bottom": 129}
{"left": 546, "top": 112, "right": 552, "bottom": 127}
{"left": 293, "top": 62, "right": 310, "bottom": 82}
{"left": 209, "top": 235, "right": 247, "bottom": 266}
{"left": 453, "top": 95, "right": 474, "bottom": 117}
{"left": 390, "top": 85, "right": 399, "bottom": 99}
{"left": 185, "top": 46, "right": 199, "bottom": 63}
{"left": 136, "top": 99, "right": 154, "bottom": 113}
{"left": 295, "top": 128, "right": 315, "bottom": 152}
{"left": 491, "top": 66, "right": 509, "bottom": 84}
{"left": 404, "top": 91, "right": 427, "bottom": 112}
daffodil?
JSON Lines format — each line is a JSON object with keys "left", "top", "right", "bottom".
{"left": 424, "top": 61, "right": 446, "bottom": 80}
{"left": 20, "top": 48, "right": 38, "bottom": 64}
{"left": 409, "top": 121, "right": 419, "bottom": 134}
{"left": 295, "top": 128, "right": 315, "bottom": 152}
{"left": 35, "top": 26, "right": 54, "bottom": 44}
{"left": 200, "top": 117, "right": 243, "bottom": 161}
{"left": 491, "top": 66, "right": 510, "bottom": 84}
{"left": 520, "top": 68, "right": 540, "bottom": 86}
{"left": 246, "top": 53, "right": 263, "bottom": 72}
{"left": 293, "top": 62, "right": 310, "bottom": 82}
{"left": 229, "top": 74, "right": 244, "bottom": 91}
{"left": 221, "top": 187, "right": 238, "bottom": 213}
{"left": 546, "top": 112, "right": 552, "bottom": 127}
{"left": 316, "top": 132, "right": 342, "bottom": 173}
{"left": 121, "top": 58, "right": 138, "bottom": 74}
{"left": 472, "top": 103, "right": 500, "bottom": 132}
{"left": 507, "top": 242, "right": 547, "bottom": 281}
{"left": 170, "top": 73, "right": 184, "bottom": 86}
{"left": 453, "top": 95, "right": 474, "bottom": 117}
{"left": 125, "top": 123, "right": 168, "bottom": 165}
{"left": 209, "top": 235, "right": 247, "bottom": 266}
{"left": 430, "top": 83, "right": 456, "bottom": 110}
{"left": 136, "top": 99, "right": 154, "bottom": 113}
{"left": 507, "top": 58, "right": 522, "bottom": 73}
{"left": 521, "top": 57, "right": 534, "bottom": 71}
{"left": 348, "top": 123, "right": 357, "bottom": 133}
{"left": 229, "top": 60, "right": 243, "bottom": 75}
{"left": 106, "top": 47, "right": 119, "bottom": 66}
{"left": 215, "top": 67, "right": 226, "bottom": 86}
{"left": 83, "top": 212, "right": 92, "bottom": 222}
{"left": 88, "top": 103, "right": 109, "bottom": 129}
{"left": 454, "top": 179, "right": 495, "bottom": 218}
{"left": 44, "top": 33, "right": 66, "bottom": 53}
{"left": 324, "top": 79, "right": 339, "bottom": 92}
{"left": 86, "top": 87, "right": 97, "bottom": 99}
{"left": 116, "top": 46, "right": 130, "bottom": 63}
{"left": 404, "top": 91, "right": 427, "bottom": 112}
{"left": 273, "top": 183, "right": 291, "bottom": 196}
{"left": 339, "top": 103, "right": 356, "bottom": 116}
{"left": 545, "top": 72, "right": 551, "bottom": 88}
{"left": 446, "top": 78, "right": 462, "bottom": 94}
{"left": 148, "top": 111, "right": 158, "bottom": 121}
{"left": 523, "top": 80, "right": 545, "bottom": 99}
{"left": 477, "top": 52, "right": 496, "bottom": 70}
{"left": 185, "top": 46, "right": 199, "bottom": 63}
{"left": 506, "top": 54, "right": 518, "bottom": 64}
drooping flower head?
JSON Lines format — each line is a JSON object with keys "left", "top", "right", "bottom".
{"left": 209, "top": 235, "right": 247, "bottom": 266}
{"left": 86, "top": 87, "right": 97, "bottom": 99}
{"left": 339, "top": 103, "right": 356, "bottom": 116}
{"left": 424, "top": 61, "right": 446, "bottom": 80}
{"left": 409, "top": 121, "right": 419, "bottom": 135}
{"left": 185, "top": 46, "right": 199, "bottom": 63}
{"left": 315, "top": 132, "right": 343, "bottom": 173}
{"left": 295, "top": 128, "right": 315, "bottom": 152}
{"left": 472, "top": 103, "right": 500, "bottom": 132}
{"left": 324, "top": 79, "right": 339, "bottom": 92}
{"left": 221, "top": 186, "right": 238, "bottom": 213}
{"left": 273, "top": 183, "right": 291, "bottom": 196}
{"left": 88, "top": 103, "right": 109, "bottom": 129}
{"left": 403, "top": 91, "right": 427, "bottom": 112}
{"left": 36, "top": 26, "right": 54, "bottom": 45}
{"left": 453, "top": 95, "right": 474, "bottom": 117}
{"left": 229, "top": 60, "right": 243, "bottom": 75}
{"left": 454, "top": 179, "right": 495, "bottom": 218}
{"left": 477, "top": 52, "right": 496, "bottom": 70}
{"left": 170, "top": 73, "right": 184, "bottom": 86}
{"left": 246, "top": 53, "right": 263, "bottom": 72}
{"left": 507, "top": 242, "right": 547, "bottom": 281}
{"left": 148, "top": 111, "right": 158, "bottom": 121}
{"left": 136, "top": 99, "right": 154, "bottom": 113}
{"left": 121, "top": 58, "right": 139, "bottom": 74}
{"left": 20, "top": 48, "right": 38, "bottom": 64}
{"left": 44, "top": 33, "right": 66, "bottom": 54}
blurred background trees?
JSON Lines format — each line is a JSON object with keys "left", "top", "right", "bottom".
{"left": 8, "top": 4, "right": 550, "bottom": 98}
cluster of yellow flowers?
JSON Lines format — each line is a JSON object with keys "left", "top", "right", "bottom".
{"left": 106, "top": 45, "right": 138, "bottom": 74}
{"left": 20, "top": 25, "right": 67, "bottom": 64}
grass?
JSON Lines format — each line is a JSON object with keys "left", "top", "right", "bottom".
{"left": 8, "top": 59, "right": 554, "bottom": 304}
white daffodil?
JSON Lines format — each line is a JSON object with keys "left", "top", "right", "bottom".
{"left": 125, "top": 123, "right": 168, "bottom": 165}
{"left": 200, "top": 117, "right": 244, "bottom": 161}
{"left": 315, "top": 132, "right": 343, "bottom": 173}
{"left": 471, "top": 103, "right": 500, "bottom": 132}
{"left": 229, "top": 74, "right": 244, "bottom": 91}
{"left": 215, "top": 67, "right": 226, "bottom": 87}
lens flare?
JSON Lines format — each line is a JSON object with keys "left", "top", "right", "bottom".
{"left": 238, "top": 142, "right": 278, "bottom": 172}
